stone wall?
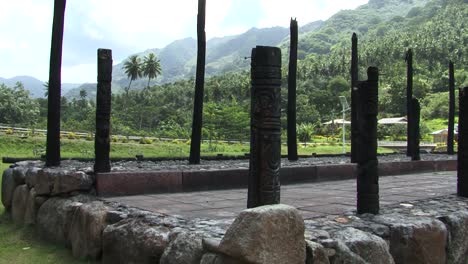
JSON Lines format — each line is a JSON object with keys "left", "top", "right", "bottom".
{"left": 2, "top": 161, "right": 468, "bottom": 263}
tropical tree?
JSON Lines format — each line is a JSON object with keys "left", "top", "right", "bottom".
{"left": 123, "top": 55, "right": 142, "bottom": 95}
{"left": 142, "top": 53, "right": 162, "bottom": 89}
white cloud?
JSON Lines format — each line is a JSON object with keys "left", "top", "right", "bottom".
{"left": 0, "top": 0, "right": 369, "bottom": 83}
{"left": 258, "top": 0, "right": 368, "bottom": 28}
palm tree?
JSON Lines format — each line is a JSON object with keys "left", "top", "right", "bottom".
{"left": 142, "top": 53, "right": 162, "bottom": 90}
{"left": 123, "top": 55, "right": 142, "bottom": 95}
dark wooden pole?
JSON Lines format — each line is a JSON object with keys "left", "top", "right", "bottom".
{"left": 247, "top": 46, "right": 282, "bottom": 208}
{"left": 189, "top": 0, "right": 207, "bottom": 164}
{"left": 356, "top": 67, "right": 379, "bottom": 215}
{"left": 458, "top": 87, "right": 468, "bottom": 197}
{"left": 410, "top": 97, "right": 421, "bottom": 161}
{"left": 406, "top": 49, "right": 413, "bottom": 157}
{"left": 46, "top": 0, "right": 66, "bottom": 167}
{"left": 447, "top": 61, "right": 455, "bottom": 155}
{"left": 350, "top": 33, "right": 359, "bottom": 163}
{"left": 94, "top": 49, "right": 112, "bottom": 173}
{"left": 287, "top": 18, "right": 298, "bottom": 161}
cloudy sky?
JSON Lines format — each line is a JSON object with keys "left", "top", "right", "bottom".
{"left": 0, "top": 0, "right": 368, "bottom": 83}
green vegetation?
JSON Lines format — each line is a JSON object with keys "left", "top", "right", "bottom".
{"left": 1, "top": 0, "right": 466, "bottom": 145}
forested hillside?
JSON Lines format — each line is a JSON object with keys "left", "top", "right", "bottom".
{"left": 1, "top": 0, "right": 466, "bottom": 142}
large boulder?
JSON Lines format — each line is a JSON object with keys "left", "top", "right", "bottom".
{"left": 439, "top": 212, "right": 468, "bottom": 264}
{"left": 1, "top": 168, "right": 15, "bottom": 212}
{"left": 374, "top": 214, "right": 447, "bottom": 264}
{"left": 35, "top": 168, "right": 94, "bottom": 196}
{"left": 11, "top": 184, "right": 29, "bottom": 223}
{"left": 68, "top": 201, "right": 110, "bottom": 260}
{"left": 160, "top": 232, "right": 204, "bottom": 264}
{"left": 36, "top": 195, "right": 95, "bottom": 246}
{"left": 102, "top": 217, "right": 172, "bottom": 264}
{"left": 331, "top": 227, "right": 394, "bottom": 264}
{"left": 218, "top": 204, "right": 306, "bottom": 264}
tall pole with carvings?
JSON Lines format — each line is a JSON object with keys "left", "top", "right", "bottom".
{"left": 94, "top": 49, "right": 112, "bottom": 173}
{"left": 46, "top": 0, "right": 66, "bottom": 167}
{"left": 410, "top": 97, "right": 421, "bottom": 161}
{"left": 287, "top": 18, "right": 298, "bottom": 161}
{"left": 247, "top": 46, "right": 282, "bottom": 208}
{"left": 406, "top": 49, "right": 413, "bottom": 157}
{"left": 356, "top": 67, "right": 379, "bottom": 214}
{"left": 447, "top": 61, "right": 455, "bottom": 155}
{"left": 458, "top": 87, "right": 468, "bottom": 197}
{"left": 350, "top": 33, "right": 359, "bottom": 163}
{"left": 189, "top": 0, "right": 206, "bottom": 164}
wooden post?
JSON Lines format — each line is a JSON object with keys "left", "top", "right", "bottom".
{"left": 406, "top": 49, "right": 413, "bottom": 157}
{"left": 410, "top": 97, "right": 421, "bottom": 161}
{"left": 248, "top": 46, "right": 282, "bottom": 208}
{"left": 94, "top": 49, "right": 112, "bottom": 173}
{"left": 287, "top": 18, "right": 298, "bottom": 161}
{"left": 356, "top": 67, "right": 379, "bottom": 215}
{"left": 350, "top": 33, "right": 359, "bottom": 163}
{"left": 458, "top": 87, "right": 468, "bottom": 197}
{"left": 189, "top": 0, "right": 206, "bottom": 164}
{"left": 46, "top": 0, "right": 66, "bottom": 167}
{"left": 448, "top": 61, "right": 455, "bottom": 155}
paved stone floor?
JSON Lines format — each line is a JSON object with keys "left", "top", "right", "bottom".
{"left": 104, "top": 171, "right": 456, "bottom": 220}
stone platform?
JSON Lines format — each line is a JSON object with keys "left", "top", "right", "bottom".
{"left": 104, "top": 171, "right": 456, "bottom": 220}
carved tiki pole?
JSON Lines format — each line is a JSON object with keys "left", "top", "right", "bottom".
{"left": 406, "top": 49, "right": 414, "bottom": 157}
{"left": 351, "top": 33, "right": 359, "bottom": 163}
{"left": 350, "top": 33, "right": 359, "bottom": 163}
{"left": 94, "top": 49, "right": 112, "bottom": 173}
{"left": 410, "top": 97, "right": 421, "bottom": 161}
{"left": 457, "top": 87, "right": 468, "bottom": 197}
{"left": 287, "top": 18, "right": 298, "bottom": 161}
{"left": 448, "top": 61, "right": 455, "bottom": 155}
{"left": 189, "top": 0, "right": 207, "bottom": 164}
{"left": 247, "top": 46, "right": 282, "bottom": 208}
{"left": 356, "top": 67, "right": 379, "bottom": 214}
{"left": 46, "top": 0, "right": 66, "bottom": 167}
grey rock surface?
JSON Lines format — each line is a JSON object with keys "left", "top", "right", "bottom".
{"left": 11, "top": 184, "right": 29, "bottom": 224}
{"left": 24, "top": 187, "right": 40, "bottom": 225}
{"left": 12, "top": 166, "right": 27, "bottom": 185}
{"left": 102, "top": 217, "right": 172, "bottom": 264}
{"left": 35, "top": 168, "right": 94, "bottom": 196}
{"left": 160, "top": 232, "right": 204, "bottom": 264}
{"left": 69, "top": 201, "right": 110, "bottom": 260}
{"left": 439, "top": 212, "right": 468, "bottom": 264}
{"left": 218, "top": 204, "right": 306, "bottom": 264}
{"left": 36, "top": 195, "right": 95, "bottom": 245}
{"left": 321, "top": 239, "right": 367, "bottom": 264}
{"left": 25, "top": 167, "right": 40, "bottom": 188}
{"left": 1, "top": 168, "right": 15, "bottom": 211}
{"left": 332, "top": 227, "right": 394, "bottom": 264}
{"left": 200, "top": 253, "right": 250, "bottom": 264}
{"left": 374, "top": 214, "right": 447, "bottom": 264}
{"left": 306, "top": 240, "right": 330, "bottom": 264}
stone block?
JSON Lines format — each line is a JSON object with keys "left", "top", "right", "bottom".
{"left": 374, "top": 214, "right": 447, "bottom": 264}
{"left": 332, "top": 227, "right": 394, "bottom": 264}
{"left": 96, "top": 171, "right": 182, "bottom": 196}
{"left": 24, "top": 187, "right": 41, "bottom": 225}
{"left": 305, "top": 240, "right": 330, "bottom": 264}
{"left": 439, "top": 212, "right": 468, "bottom": 264}
{"left": 36, "top": 195, "right": 95, "bottom": 246}
{"left": 218, "top": 204, "right": 306, "bottom": 264}
{"left": 102, "top": 218, "right": 171, "bottom": 264}
{"left": 11, "top": 184, "right": 29, "bottom": 224}
{"left": 1, "top": 168, "right": 15, "bottom": 211}
{"left": 160, "top": 232, "right": 204, "bottom": 264}
{"left": 69, "top": 201, "right": 110, "bottom": 260}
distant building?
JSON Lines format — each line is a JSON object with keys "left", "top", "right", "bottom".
{"left": 430, "top": 125, "right": 458, "bottom": 143}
